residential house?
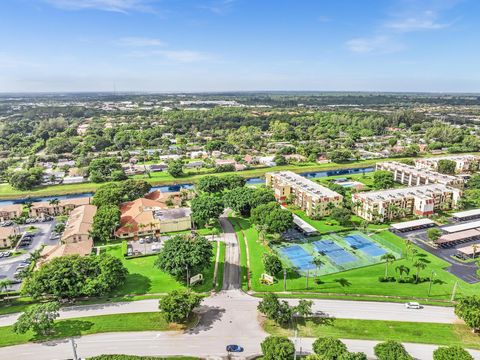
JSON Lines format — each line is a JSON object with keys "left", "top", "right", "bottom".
{"left": 38, "top": 239, "right": 93, "bottom": 266}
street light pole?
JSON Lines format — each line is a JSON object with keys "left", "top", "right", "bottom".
{"left": 70, "top": 338, "right": 78, "bottom": 360}
{"left": 283, "top": 268, "right": 287, "bottom": 291}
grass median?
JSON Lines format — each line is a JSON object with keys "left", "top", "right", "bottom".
{"left": 0, "top": 312, "right": 194, "bottom": 348}
{"left": 264, "top": 318, "right": 480, "bottom": 349}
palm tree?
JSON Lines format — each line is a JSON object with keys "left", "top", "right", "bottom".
{"left": 49, "top": 198, "right": 60, "bottom": 215}
{"left": 312, "top": 256, "right": 325, "bottom": 278}
{"left": 395, "top": 265, "right": 410, "bottom": 281}
{"left": 413, "top": 258, "right": 428, "bottom": 283}
{"left": 472, "top": 244, "right": 478, "bottom": 260}
{"left": 0, "top": 279, "right": 12, "bottom": 302}
{"left": 29, "top": 249, "right": 42, "bottom": 264}
{"left": 381, "top": 253, "right": 396, "bottom": 279}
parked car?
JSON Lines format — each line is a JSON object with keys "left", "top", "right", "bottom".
{"left": 139, "top": 238, "right": 145, "bottom": 244}
{"left": 0, "top": 253, "right": 4, "bottom": 258}
{"left": 405, "top": 302, "right": 422, "bottom": 309}
{"left": 226, "top": 345, "right": 244, "bottom": 352}
{"left": 3, "top": 251, "right": 11, "bottom": 257}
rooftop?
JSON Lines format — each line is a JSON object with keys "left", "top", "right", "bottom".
{"left": 441, "top": 220, "right": 480, "bottom": 234}
{"left": 153, "top": 207, "right": 191, "bottom": 221}
{"left": 390, "top": 218, "right": 435, "bottom": 230}
{"left": 269, "top": 171, "right": 341, "bottom": 199}
{"left": 452, "top": 208, "right": 480, "bottom": 219}
{"left": 354, "top": 183, "right": 454, "bottom": 202}
{"left": 378, "top": 161, "right": 460, "bottom": 182}
{"left": 62, "top": 205, "right": 97, "bottom": 240}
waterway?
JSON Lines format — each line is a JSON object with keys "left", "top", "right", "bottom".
{"left": 0, "top": 166, "right": 374, "bottom": 206}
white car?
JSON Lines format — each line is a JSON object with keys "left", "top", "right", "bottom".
{"left": 405, "top": 302, "right": 422, "bottom": 309}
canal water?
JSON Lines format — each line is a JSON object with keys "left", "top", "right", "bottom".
{"left": 0, "top": 166, "right": 374, "bottom": 206}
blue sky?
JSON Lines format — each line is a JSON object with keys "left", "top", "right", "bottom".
{"left": 1, "top": 0, "right": 479, "bottom": 92}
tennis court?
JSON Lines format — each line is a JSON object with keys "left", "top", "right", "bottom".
{"left": 343, "top": 233, "right": 387, "bottom": 257}
{"left": 313, "top": 240, "right": 357, "bottom": 264}
{"left": 280, "top": 245, "right": 316, "bottom": 271}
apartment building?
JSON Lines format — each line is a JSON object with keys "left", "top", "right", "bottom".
{"left": 0, "top": 204, "right": 23, "bottom": 221}
{"left": 415, "top": 155, "right": 480, "bottom": 173}
{"left": 0, "top": 227, "right": 17, "bottom": 248}
{"left": 266, "top": 171, "right": 343, "bottom": 217}
{"left": 376, "top": 161, "right": 464, "bottom": 189}
{"left": 29, "top": 197, "right": 91, "bottom": 218}
{"left": 61, "top": 204, "right": 97, "bottom": 244}
{"left": 352, "top": 184, "right": 461, "bottom": 222}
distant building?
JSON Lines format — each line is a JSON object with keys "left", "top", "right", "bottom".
{"left": 376, "top": 161, "right": 464, "bottom": 189}
{"left": 415, "top": 155, "right": 480, "bottom": 173}
{"left": 115, "top": 196, "right": 192, "bottom": 239}
{"left": 63, "top": 176, "right": 86, "bottom": 184}
{"left": 0, "top": 227, "right": 17, "bottom": 248}
{"left": 0, "top": 204, "right": 23, "bottom": 221}
{"left": 352, "top": 184, "right": 461, "bottom": 222}
{"left": 266, "top": 171, "right": 343, "bottom": 217}
{"left": 30, "top": 198, "right": 91, "bottom": 218}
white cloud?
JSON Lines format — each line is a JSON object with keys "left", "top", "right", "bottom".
{"left": 45, "top": 0, "right": 154, "bottom": 13}
{"left": 385, "top": 10, "right": 451, "bottom": 32}
{"left": 346, "top": 36, "right": 404, "bottom": 54}
{"left": 117, "top": 37, "right": 165, "bottom": 47}
{"left": 156, "top": 50, "right": 210, "bottom": 63}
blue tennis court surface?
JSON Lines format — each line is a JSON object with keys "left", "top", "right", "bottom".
{"left": 313, "top": 240, "right": 357, "bottom": 264}
{"left": 280, "top": 245, "right": 316, "bottom": 271}
{"left": 343, "top": 234, "right": 387, "bottom": 257}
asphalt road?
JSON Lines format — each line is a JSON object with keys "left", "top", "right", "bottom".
{"left": 219, "top": 214, "right": 241, "bottom": 290}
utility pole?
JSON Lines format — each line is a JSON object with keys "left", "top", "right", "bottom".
{"left": 283, "top": 268, "right": 287, "bottom": 291}
{"left": 451, "top": 281, "right": 458, "bottom": 302}
{"left": 70, "top": 338, "right": 78, "bottom": 360}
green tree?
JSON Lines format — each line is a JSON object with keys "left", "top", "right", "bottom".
{"left": 437, "top": 160, "right": 457, "bottom": 175}
{"left": 433, "top": 346, "right": 473, "bottom": 360}
{"left": 92, "top": 183, "right": 124, "bottom": 207}
{"left": 8, "top": 168, "right": 44, "bottom": 191}
{"left": 330, "top": 208, "right": 351, "bottom": 226}
{"left": 262, "top": 253, "right": 283, "bottom": 276}
{"left": 374, "top": 340, "right": 413, "bottom": 360}
{"left": 395, "top": 265, "right": 410, "bottom": 281}
{"left": 23, "top": 254, "right": 127, "bottom": 299}
{"left": 273, "top": 154, "right": 287, "bottom": 166}
{"left": 223, "top": 174, "right": 246, "bottom": 189}
{"left": 158, "top": 290, "right": 202, "bottom": 323}
{"left": 295, "top": 299, "right": 313, "bottom": 317}
{"left": 413, "top": 258, "right": 428, "bottom": 283}
{"left": 373, "top": 170, "right": 394, "bottom": 190}
{"left": 257, "top": 293, "right": 294, "bottom": 325}
{"left": 13, "top": 301, "right": 60, "bottom": 336}
{"left": 455, "top": 296, "right": 480, "bottom": 333}
{"left": 167, "top": 159, "right": 184, "bottom": 178}
{"left": 88, "top": 157, "right": 125, "bottom": 183}
{"left": 250, "top": 187, "right": 276, "bottom": 208}
{"left": 91, "top": 205, "right": 121, "bottom": 243}
{"left": 197, "top": 175, "right": 226, "bottom": 193}
{"left": 191, "top": 194, "right": 224, "bottom": 227}
{"left": 426, "top": 228, "right": 442, "bottom": 242}
{"left": 380, "top": 253, "right": 396, "bottom": 279}
{"left": 251, "top": 202, "right": 293, "bottom": 234}
{"left": 223, "top": 187, "right": 254, "bottom": 216}
{"left": 339, "top": 353, "right": 367, "bottom": 360}
{"left": 312, "top": 337, "right": 348, "bottom": 359}
{"left": 119, "top": 179, "right": 152, "bottom": 201}
{"left": 155, "top": 234, "right": 213, "bottom": 282}
{"left": 261, "top": 336, "right": 295, "bottom": 360}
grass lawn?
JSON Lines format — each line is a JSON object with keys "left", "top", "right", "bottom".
{"left": 105, "top": 242, "right": 217, "bottom": 296}
{"left": 232, "top": 216, "right": 480, "bottom": 300}
{"left": 0, "top": 312, "right": 193, "bottom": 348}
{"left": 215, "top": 240, "right": 226, "bottom": 292}
{"left": 264, "top": 318, "right": 480, "bottom": 349}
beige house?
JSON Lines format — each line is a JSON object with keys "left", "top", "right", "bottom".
{"left": 0, "top": 204, "right": 23, "bottom": 221}
{"left": 30, "top": 197, "right": 91, "bottom": 218}
{"left": 115, "top": 196, "right": 192, "bottom": 239}
{"left": 61, "top": 205, "right": 97, "bottom": 244}
{"left": 266, "top": 171, "right": 343, "bottom": 217}
{"left": 376, "top": 161, "right": 464, "bottom": 189}
{"left": 352, "top": 184, "right": 461, "bottom": 222}
{"left": 0, "top": 227, "right": 17, "bottom": 248}
{"left": 38, "top": 239, "right": 93, "bottom": 267}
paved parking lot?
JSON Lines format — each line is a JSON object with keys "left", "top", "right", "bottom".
{"left": 396, "top": 226, "right": 480, "bottom": 284}
{"left": 0, "top": 220, "right": 57, "bottom": 291}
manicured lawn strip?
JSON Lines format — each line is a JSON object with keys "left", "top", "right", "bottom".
{"left": 263, "top": 318, "right": 480, "bottom": 349}
{"left": 193, "top": 241, "right": 217, "bottom": 292}
{"left": 293, "top": 210, "right": 350, "bottom": 233}
{"left": 215, "top": 240, "right": 226, "bottom": 292}
{"left": 0, "top": 312, "right": 191, "bottom": 348}
{"left": 230, "top": 218, "right": 249, "bottom": 290}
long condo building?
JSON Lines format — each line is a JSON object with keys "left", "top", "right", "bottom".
{"left": 415, "top": 155, "right": 480, "bottom": 173}
{"left": 352, "top": 184, "right": 461, "bottom": 222}
{"left": 376, "top": 161, "right": 464, "bottom": 189}
{"left": 265, "top": 171, "right": 343, "bottom": 217}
